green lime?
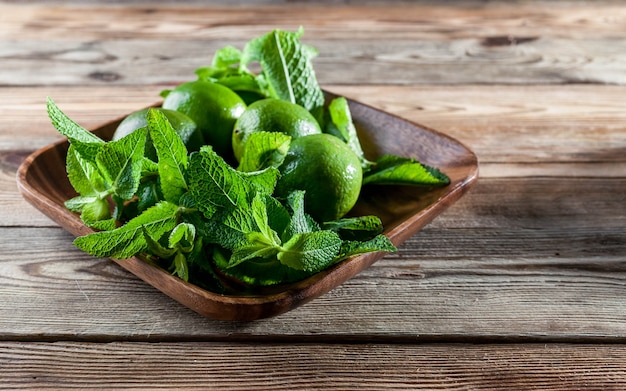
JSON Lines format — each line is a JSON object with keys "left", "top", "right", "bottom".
{"left": 275, "top": 133, "right": 363, "bottom": 222}
{"left": 112, "top": 107, "right": 204, "bottom": 161}
{"left": 232, "top": 98, "right": 321, "bottom": 161}
{"left": 162, "top": 80, "right": 246, "bottom": 161}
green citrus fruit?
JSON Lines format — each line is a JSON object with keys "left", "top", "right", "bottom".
{"left": 162, "top": 80, "right": 246, "bottom": 160}
{"left": 232, "top": 98, "right": 321, "bottom": 161}
{"left": 112, "top": 107, "right": 204, "bottom": 161}
{"left": 275, "top": 133, "right": 363, "bottom": 222}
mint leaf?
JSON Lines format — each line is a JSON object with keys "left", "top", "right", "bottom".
{"left": 222, "top": 207, "right": 257, "bottom": 243}
{"left": 196, "top": 46, "right": 268, "bottom": 98}
{"left": 241, "top": 27, "right": 324, "bottom": 119}
{"left": 143, "top": 227, "right": 177, "bottom": 259}
{"left": 142, "top": 157, "right": 159, "bottom": 175}
{"left": 47, "top": 97, "right": 103, "bottom": 143}
{"left": 172, "top": 252, "right": 189, "bottom": 282}
{"left": 66, "top": 145, "right": 109, "bottom": 197}
{"left": 145, "top": 223, "right": 196, "bottom": 282}
{"left": 47, "top": 97, "right": 104, "bottom": 161}
{"left": 64, "top": 195, "right": 98, "bottom": 212}
{"left": 188, "top": 146, "right": 255, "bottom": 219}
{"left": 95, "top": 126, "right": 147, "bottom": 200}
{"left": 237, "top": 131, "right": 291, "bottom": 172}
{"left": 326, "top": 97, "right": 373, "bottom": 169}
{"left": 229, "top": 231, "right": 280, "bottom": 268}
{"left": 187, "top": 146, "right": 287, "bottom": 257}
{"left": 210, "top": 46, "right": 243, "bottom": 69}
{"left": 193, "top": 214, "right": 244, "bottom": 250}
{"left": 146, "top": 108, "right": 188, "bottom": 203}
{"left": 218, "top": 193, "right": 280, "bottom": 255}
{"left": 66, "top": 196, "right": 115, "bottom": 230}
{"left": 217, "top": 75, "right": 267, "bottom": 97}
{"left": 363, "top": 154, "right": 450, "bottom": 186}
{"left": 213, "top": 247, "right": 310, "bottom": 286}
{"left": 84, "top": 218, "right": 117, "bottom": 231}
{"left": 335, "top": 235, "right": 397, "bottom": 262}
{"left": 277, "top": 230, "right": 342, "bottom": 272}
{"left": 241, "top": 167, "right": 280, "bottom": 196}
{"left": 251, "top": 192, "right": 281, "bottom": 247}
{"left": 74, "top": 201, "right": 179, "bottom": 259}
{"left": 265, "top": 195, "right": 291, "bottom": 239}
{"left": 169, "top": 222, "right": 196, "bottom": 252}
{"left": 323, "top": 215, "right": 384, "bottom": 241}
{"left": 282, "top": 190, "right": 319, "bottom": 241}
{"left": 188, "top": 148, "right": 272, "bottom": 251}
{"left": 136, "top": 178, "right": 161, "bottom": 213}
{"left": 196, "top": 46, "right": 244, "bottom": 81}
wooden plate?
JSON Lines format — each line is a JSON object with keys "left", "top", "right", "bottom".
{"left": 16, "top": 92, "right": 478, "bottom": 321}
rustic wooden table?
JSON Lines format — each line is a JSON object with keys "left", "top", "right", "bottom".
{"left": 2, "top": 1, "right": 626, "bottom": 389}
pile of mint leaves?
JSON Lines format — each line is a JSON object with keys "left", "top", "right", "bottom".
{"left": 47, "top": 28, "right": 449, "bottom": 293}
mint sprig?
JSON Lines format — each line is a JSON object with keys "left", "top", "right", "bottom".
{"left": 363, "top": 155, "right": 451, "bottom": 186}
{"left": 326, "top": 97, "right": 373, "bottom": 169}
{"left": 65, "top": 145, "right": 108, "bottom": 201}
{"left": 73, "top": 201, "right": 179, "bottom": 259}
{"left": 95, "top": 126, "right": 146, "bottom": 200}
{"left": 44, "top": 27, "right": 457, "bottom": 293}
{"left": 47, "top": 97, "right": 104, "bottom": 160}
{"left": 237, "top": 131, "right": 291, "bottom": 172}
{"left": 147, "top": 108, "right": 188, "bottom": 203}
{"left": 241, "top": 27, "right": 325, "bottom": 121}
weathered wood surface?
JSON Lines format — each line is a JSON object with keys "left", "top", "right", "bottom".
{"left": 2, "top": 171, "right": 626, "bottom": 339}
{"left": 1, "top": 1, "right": 626, "bottom": 389}
{"left": 2, "top": 223, "right": 626, "bottom": 341}
{"left": 2, "top": 85, "right": 625, "bottom": 170}
{"left": 2, "top": 342, "right": 626, "bottom": 390}
{"left": 2, "top": 2, "right": 626, "bottom": 86}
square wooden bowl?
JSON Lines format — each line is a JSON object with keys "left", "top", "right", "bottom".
{"left": 17, "top": 92, "right": 478, "bottom": 321}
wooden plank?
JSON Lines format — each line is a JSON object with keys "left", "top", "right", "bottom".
{"left": 4, "top": 37, "right": 626, "bottom": 86}
{"left": 428, "top": 177, "right": 626, "bottom": 230}
{"left": 1, "top": 342, "right": 626, "bottom": 390}
{"left": 3, "top": 85, "right": 626, "bottom": 168}
{"left": 1, "top": 3, "right": 626, "bottom": 85}
{"left": 4, "top": 38, "right": 626, "bottom": 87}
{"left": 0, "top": 86, "right": 166, "bottom": 151}
{"left": 5, "top": 2, "right": 626, "bottom": 41}
{"left": 2, "top": 2, "right": 625, "bottom": 388}
{"left": 1, "top": 177, "right": 624, "bottom": 340}
{"left": 331, "top": 85, "right": 626, "bottom": 167}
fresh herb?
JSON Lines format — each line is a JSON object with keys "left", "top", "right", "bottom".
{"left": 240, "top": 27, "right": 325, "bottom": 121}
{"left": 47, "top": 27, "right": 452, "bottom": 292}
{"left": 325, "top": 96, "right": 373, "bottom": 169}
{"left": 363, "top": 154, "right": 450, "bottom": 186}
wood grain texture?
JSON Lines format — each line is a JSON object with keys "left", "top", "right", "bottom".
{"left": 2, "top": 85, "right": 625, "bottom": 168}
{"left": 1, "top": 176, "right": 625, "bottom": 339}
{"left": 1, "top": 0, "right": 626, "bottom": 387}
{"left": 1, "top": 2, "right": 626, "bottom": 85}
{"left": 1, "top": 342, "right": 626, "bottom": 390}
